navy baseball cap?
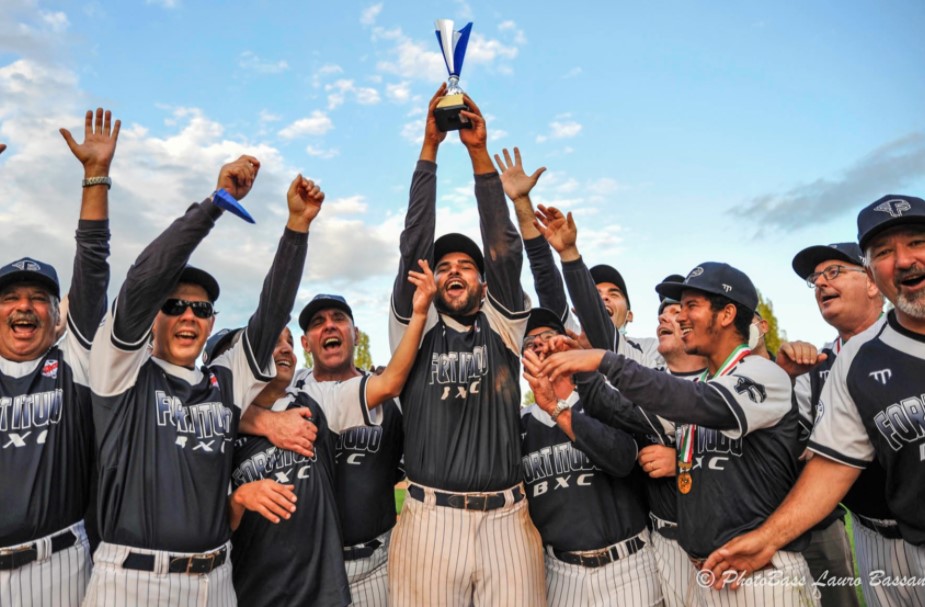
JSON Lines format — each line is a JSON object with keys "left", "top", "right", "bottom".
{"left": 0, "top": 257, "right": 60, "bottom": 299}
{"left": 791, "top": 242, "right": 864, "bottom": 280}
{"left": 656, "top": 262, "right": 758, "bottom": 313}
{"left": 657, "top": 274, "right": 685, "bottom": 314}
{"left": 525, "top": 307, "right": 566, "bottom": 336}
{"left": 590, "top": 264, "right": 631, "bottom": 310}
{"left": 433, "top": 233, "right": 485, "bottom": 275}
{"left": 299, "top": 294, "right": 354, "bottom": 332}
{"left": 178, "top": 266, "right": 220, "bottom": 303}
{"left": 857, "top": 194, "right": 925, "bottom": 250}
{"left": 202, "top": 327, "right": 240, "bottom": 365}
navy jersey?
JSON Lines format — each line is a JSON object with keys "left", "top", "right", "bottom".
{"left": 1, "top": 220, "right": 109, "bottom": 546}
{"left": 294, "top": 369, "right": 402, "bottom": 545}
{"left": 231, "top": 392, "right": 350, "bottom": 607}
{"left": 810, "top": 313, "right": 925, "bottom": 544}
{"left": 520, "top": 396, "right": 645, "bottom": 551}
{"left": 596, "top": 351, "right": 807, "bottom": 559}
{"left": 390, "top": 161, "right": 529, "bottom": 493}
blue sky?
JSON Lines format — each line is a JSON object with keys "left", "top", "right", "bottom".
{"left": 1, "top": 0, "right": 924, "bottom": 365}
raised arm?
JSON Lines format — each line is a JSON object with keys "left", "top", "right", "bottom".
{"left": 367, "top": 259, "right": 436, "bottom": 407}
{"left": 460, "top": 97, "right": 526, "bottom": 313}
{"left": 392, "top": 87, "right": 445, "bottom": 320}
{"left": 61, "top": 108, "right": 119, "bottom": 346}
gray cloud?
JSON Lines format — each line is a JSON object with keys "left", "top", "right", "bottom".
{"left": 733, "top": 133, "right": 925, "bottom": 230}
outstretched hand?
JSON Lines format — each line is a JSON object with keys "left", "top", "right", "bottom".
{"left": 776, "top": 340, "right": 827, "bottom": 379}
{"left": 494, "top": 147, "right": 546, "bottom": 201}
{"left": 60, "top": 108, "right": 121, "bottom": 176}
{"left": 534, "top": 204, "right": 578, "bottom": 259}
{"left": 540, "top": 348, "right": 606, "bottom": 383}
{"left": 408, "top": 259, "right": 437, "bottom": 315}
{"left": 216, "top": 155, "right": 260, "bottom": 200}
{"left": 287, "top": 174, "right": 324, "bottom": 232}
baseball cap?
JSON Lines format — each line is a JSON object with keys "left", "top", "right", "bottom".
{"left": 590, "top": 264, "right": 631, "bottom": 310}
{"left": 791, "top": 242, "right": 864, "bottom": 280}
{"left": 433, "top": 233, "right": 485, "bottom": 275}
{"left": 656, "top": 262, "right": 758, "bottom": 313}
{"left": 657, "top": 273, "right": 685, "bottom": 314}
{"left": 202, "top": 327, "right": 240, "bottom": 365}
{"left": 299, "top": 294, "right": 354, "bottom": 332}
{"left": 178, "top": 266, "right": 220, "bottom": 303}
{"left": 525, "top": 307, "right": 566, "bottom": 336}
{"left": 857, "top": 194, "right": 925, "bottom": 250}
{"left": 0, "top": 257, "right": 60, "bottom": 299}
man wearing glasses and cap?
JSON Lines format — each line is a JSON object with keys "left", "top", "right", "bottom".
{"left": 706, "top": 195, "right": 925, "bottom": 605}
{"left": 83, "top": 158, "right": 323, "bottom": 606}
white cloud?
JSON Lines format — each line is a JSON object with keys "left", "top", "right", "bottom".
{"left": 304, "top": 144, "right": 339, "bottom": 159}
{"left": 278, "top": 111, "right": 334, "bottom": 139}
{"left": 40, "top": 11, "right": 69, "bottom": 33}
{"left": 489, "top": 129, "right": 508, "bottom": 142}
{"left": 360, "top": 3, "right": 383, "bottom": 26}
{"left": 537, "top": 118, "right": 583, "bottom": 143}
{"left": 400, "top": 120, "right": 420, "bottom": 144}
{"left": 238, "top": 51, "right": 289, "bottom": 75}
{"left": 145, "top": 0, "right": 179, "bottom": 8}
{"left": 564, "top": 67, "right": 582, "bottom": 78}
{"left": 258, "top": 110, "right": 281, "bottom": 123}
{"left": 386, "top": 82, "right": 411, "bottom": 103}
{"left": 498, "top": 20, "right": 526, "bottom": 45}
{"left": 324, "top": 79, "right": 381, "bottom": 109}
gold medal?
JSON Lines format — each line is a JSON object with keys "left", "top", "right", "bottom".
{"left": 678, "top": 472, "right": 692, "bottom": 494}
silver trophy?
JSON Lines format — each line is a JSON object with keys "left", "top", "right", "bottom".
{"left": 434, "top": 19, "right": 473, "bottom": 132}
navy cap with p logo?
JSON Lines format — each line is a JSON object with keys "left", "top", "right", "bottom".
{"left": 857, "top": 194, "right": 925, "bottom": 250}
{"left": 0, "top": 257, "right": 60, "bottom": 299}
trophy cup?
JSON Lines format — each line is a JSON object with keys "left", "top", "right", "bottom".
{"left": 433, "top": 19, "right": 473, "bottom": 132}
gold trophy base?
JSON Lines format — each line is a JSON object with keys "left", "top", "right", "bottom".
{"left": 434, "top": 93, "right": 471, "bottom": 132}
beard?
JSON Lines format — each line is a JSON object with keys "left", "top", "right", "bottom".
{"left": 435, "top": 285, "right": 482, "bottom": 317}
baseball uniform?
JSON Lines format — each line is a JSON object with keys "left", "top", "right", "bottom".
{"left": 386, "top": 161, "right": 544, "bottom": 607}
{"left": 230, "top": 374, "right": 381, "bottom": 607}
{"left": 296, "top": 368, "right": 403, "bottom": 607}
{"left": 809, "top": 312, "right": 925, "bottom": 606}
{"left": 82, "top": 197, "right": 305, "bottom": 607}
{"left": 589, "top": 347, "right": 820, "bottom": 606}
{"left": 0, "top": 221, "right": 109, "bottom": 607}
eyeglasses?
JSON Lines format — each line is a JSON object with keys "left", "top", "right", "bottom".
{"left": 805, "top": 265, "right": 866, "bottom": 288}
{"left": 522, "top": 330, "right": 560, "bottom": 350}
{"left": 160, "top": 298, "right": 216, "bottom": 319}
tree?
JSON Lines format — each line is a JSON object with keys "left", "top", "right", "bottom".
{"left": 756, "top": 290, "right": 785, "bottom": 356}
{"left": 522, "top": 390, "right": 535, "bottom": 407}
{"left": 303, "top": 349, "right": 313, "bottom": 369}
{"left": 354, "top": 329, "right": 373, "bottom": 371}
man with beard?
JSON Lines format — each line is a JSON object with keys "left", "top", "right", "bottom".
{"left": 386, "top": 86, "right": 544, "bottom": 606}
{"left": 0, "top": 109, "right": 117, "bottom": 606}
{"left": 705, "top": 195, "right": 925, "bottom": 606}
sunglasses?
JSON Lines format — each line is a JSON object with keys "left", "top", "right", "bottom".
{"left": 160, "top": 298, "right": 216, "bottom": 319}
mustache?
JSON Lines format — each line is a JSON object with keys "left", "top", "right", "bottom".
{"left": 8, "top": 311, "right": 42, "bottom": 327}
{"left": 895, "top": 264, "right": 925, "bottom": 285}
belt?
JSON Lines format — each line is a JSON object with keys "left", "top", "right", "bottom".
{"left": 853, "top": 513, "right": 902, "bottom": 540}
{"left": 343, "top": 539, "right": 382, "bottom": 561}
{"left": 649, "top": 512, "right": 678, "bottom": 541}
{"left": 407, "top": 484, "right": 525, "bottom": 512}
{"left": 0, "top": 530, "right": 78, "bottom": 571}
{"left": 122, "top": 547, "right": 227, "bottom": 575}
{"left": 551, "top": 535, "right": 645, "bottom": 568}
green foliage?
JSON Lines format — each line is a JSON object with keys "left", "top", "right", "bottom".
{"left": 355, "top": 329, "right": 373, "bottom": 371}
{"left": 757, "top": 291, "right": 785, "bottom": 356}
{"left": 303, "top": 349, "right": 313, "bottom": 369}
{"left": 522, "top": 390, "right": 536, "bottom": 407}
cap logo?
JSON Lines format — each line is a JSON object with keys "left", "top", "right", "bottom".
{"left": 722, "top": 284, "right": 732, "bottom": 293}
{"left": 11, "top": 260, "right": 40, "bottom": 272}
{"left": 874, "top": 199, "right": 912, "bottom": 218}
{"left": 687, "top": 267, "right": 704, "bottom": 280}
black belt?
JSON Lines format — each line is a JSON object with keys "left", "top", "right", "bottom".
{"left": 854, "top": 514, "right": 903, "bottom": 540}
{"left": 122, "top": 547, "right": 227, "bottom": 575}
{"left": 0, "top": 529, "right": 78, "bottom": 571}
{"left": 343, "top": 539, "right": 382, "bottom": 561}
{"left": 552, "top": 536, "right": 645, "bottom": 568}
{"left": 407, "top": 484, "right": 525, "bottom": 512}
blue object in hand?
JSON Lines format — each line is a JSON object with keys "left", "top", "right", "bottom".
{"left": 213, "top": 188, "right": 256, "bottom": 224}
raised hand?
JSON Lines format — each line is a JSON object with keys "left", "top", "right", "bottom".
{"left": 522, "top": 349, "right": 557, "bottom": 411}
{"left": 408, "top": 259, "right": 437, "bottom": 316}
{"left": 216, "top": 155, "right": 260, "bottom": 200}
{"left": 60, "top": 108, "right": 121, "bottom": 176}
{"left": 776, "top": 340, "right": 827, "bottom": 379}
{"left": 494, "top": 147, "right": 546, "bottom": 202}
{"left": 231, "top": 479, "right": 297, "bottom": 525}
{"left": 286, "top": 174, "right": 324, "bottom": 233}
{"left": 0, "top": 143, "right": 6, "bottom": 155}
{"left": 534, "top": 204, "right": 578, "bottom": 259}
{"left": 421, "top": 84, "right": 448, "bottom": 161}
{"left": 458, "top": 94, "right": 487, "bottom": 152}
{"left": 540, "top": 348, "right": 606, "bottom": 383}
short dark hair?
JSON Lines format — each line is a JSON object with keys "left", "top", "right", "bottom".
{"left": 705, "top": 293, "right": 752, "bottom": 343}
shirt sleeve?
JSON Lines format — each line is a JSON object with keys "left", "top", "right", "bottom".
{"left": 476, "top": 171, "right": 527, "bottom": 316}
{"left": 298, "top": 375, "right": 381, "bottom": 433}
{"left": 570, "top": 401, "right": 639, "bottom": 478}
{"left": 807, "top": 352, "right": 874, "bottom": 468}
{"left": 392, "top": 161, "right": 437, "bottom": 323}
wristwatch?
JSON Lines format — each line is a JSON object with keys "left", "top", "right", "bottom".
{"left": 550, "top": 399, "right": 570, "bottom": 421}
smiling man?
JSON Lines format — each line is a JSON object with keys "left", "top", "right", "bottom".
{"left": 704, "top": 195, "right": 925, "bottom": 606}
{"left": 0, "top": 109, "right": 117, "bottom": 607}
{"left": 536, "top": 262, "right": 819, "bottom": 606}
{"left": 83, "top": 160, "right": 321, "bottom": 607}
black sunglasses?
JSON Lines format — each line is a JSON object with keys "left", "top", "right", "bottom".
{"left": 160, "top": 298, "right": 216, "bottom": 319}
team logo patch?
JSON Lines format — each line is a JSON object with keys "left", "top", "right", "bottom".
{"left": 209, "top": 373, "right": 219, "bottom": 388}
{"left": 12, "top": 260, "right": 41, "bottom": 272}
{"left": 874, "top": 199, "right": 912, "bottom": 218}
{"left": 733, "top": 376, "right": 766, "bottom": 403}
{"left": 722, "top": 283, "right": 732, "bottom": 293}
{"left": 42, "top": 359, "right": 58, "bottom": 379}
{"left": 687, "top": 267, "right": 704, "bottom": 280}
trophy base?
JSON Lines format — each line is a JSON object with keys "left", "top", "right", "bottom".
{"left": 434, "top": 93, "right": 471, "bottom": 132}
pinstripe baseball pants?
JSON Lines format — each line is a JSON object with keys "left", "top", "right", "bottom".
{"left": 544, "top": 529, "right": 662, "bottom": 607}
{"left": 388, "top": 482, "right": 546, "bottom": 607}
{"left": 345, "top": 529, "right": 391, "bottom": 607}
{"left": 694, "top": 550, "right": 820, "bottom": 607}
{"left": 0, "top": 521, "right": 91, "bottom": 607}
{"left": 649, "top": 517, "right": 698, "bottom": 607}
{"left": 852, "top": 517, "right": 925, "bottom": 607}
{"left": 82, "top": 541, "right": 236, "bottom": 607}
